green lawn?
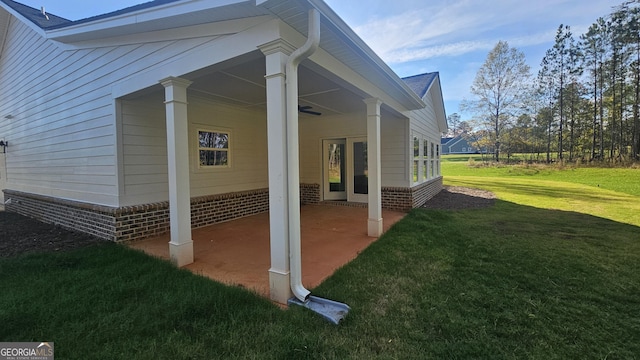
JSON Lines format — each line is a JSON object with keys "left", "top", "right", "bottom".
{"left": 2, "top": 159, "right": 639, "bottom": 359}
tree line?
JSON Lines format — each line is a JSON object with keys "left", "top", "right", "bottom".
{"left": 457, "top": 1, "right": 640, "bottom": 163}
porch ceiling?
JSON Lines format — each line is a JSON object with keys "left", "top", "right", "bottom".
{"left": 187, "top": 55, "right": 365, "bottom": 117}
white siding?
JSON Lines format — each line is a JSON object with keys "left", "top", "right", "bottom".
{"left": 188, "top": 97, "right": 268, "bottom": 198}
{"left": 120, "top": 96, "right": 167, "bottom": 205}
{"left": 0, "top": 18, "right": 227, "bottom": 206}
{"left": 298, "top": 111, "right": 409, "bottom": 188}
{"left": 407, "top": 86, "right": 444, "bottom": 184}
{"left": 119, "top": 94, "right": 268, "bottom": 206}
{"left": 299, "top": 112, "right": 366, "bottom": 184}
{"left": 381, "top": 115, "right": 409, "bottom": 187}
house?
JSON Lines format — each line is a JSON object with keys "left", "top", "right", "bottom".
{"left": 441, "top": 134, "right": 483, "bottom": 154}
{"left": 0, "top": 0, "right": 447, "bottom": 303}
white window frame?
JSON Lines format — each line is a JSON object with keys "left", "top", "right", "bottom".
{"left": 412, "top": 133, "right": 421, "bottom": 185}
{"left": 196, "top": 127, "right": 231, "bottom": 170}
{"left": 422, "top": 137, "right": 429, "bottom": 181}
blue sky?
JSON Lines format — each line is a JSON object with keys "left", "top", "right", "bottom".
{"left": 19, "top": 0, "right": 618, "bottom": 120}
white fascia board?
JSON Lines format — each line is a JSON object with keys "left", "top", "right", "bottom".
{"left": 45, "top": 0, "right": 250, "bottom": 43}
{"left": 65, "top": 15, "right": 273, "bottom": 50}
{"left": 426, "top": 75, "right": 448, "bottom": 132}
{"left": 308, "top": 0, "right": 424, "bottom": 110}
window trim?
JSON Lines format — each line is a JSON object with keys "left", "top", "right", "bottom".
{"left": 196, "top": 127, "right": 232, "bottom": 170}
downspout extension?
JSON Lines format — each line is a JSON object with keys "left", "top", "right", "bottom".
{"left": 286, "top": 8, "right": 320, "bottom": 302}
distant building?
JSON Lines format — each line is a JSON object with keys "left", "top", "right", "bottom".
{"left": 441, "top": 134, "right": 482, "bottom": 154}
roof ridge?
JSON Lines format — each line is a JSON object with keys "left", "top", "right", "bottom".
{"left": 401, "top": 71, "right": 438, "bottom": 80}
{"left": 401, "top": 72, "right": 439, "bottom": 98}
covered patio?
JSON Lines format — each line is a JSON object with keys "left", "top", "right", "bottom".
{"left": 129, "top": 204, "right": 405, "bottom": 298}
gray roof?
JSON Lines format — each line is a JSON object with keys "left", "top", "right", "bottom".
{"left": 1, "top": 0, "right": 70, "bottom": 29}
{"left": 402, "top": 72, "right": 439, "bottom": 99}
{"left": 1, "top": 0, "right": 182, "bottom": 30}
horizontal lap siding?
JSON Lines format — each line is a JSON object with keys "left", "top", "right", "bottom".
{"left": 188, "top": 98, "right": 269, "bottom": 197}
{"left": 120, "top": 95, "right": 269, "bottom": 206}
{"left": 120, "top": 97, "right": 168, "bottom": 206}
{"left": 409, "top": 89, "right": 442, "bottom": 141}
{"left": 381, "top": 116, "right": 408, "bottom": 187}
{"left": 299, "top": 112, "right": 367, "bottom": 184}
{"left": 0, "top": 18, "right": 224, "bottom": 206}
{"left": 299, "top": 112, "right": 408, "bottom": 188}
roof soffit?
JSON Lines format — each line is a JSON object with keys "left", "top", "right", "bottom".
{"left": 261, "top": 0, "right": 425, "bottom": 111}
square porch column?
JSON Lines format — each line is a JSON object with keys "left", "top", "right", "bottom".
{"left": 260, "top": 40, "right": 295, "bottom": 303}
{"left": 364, "top": 98, "right": 383, "bottom": 237}
{"left": 160, "top": 77, "right": 194, "bottom": 267}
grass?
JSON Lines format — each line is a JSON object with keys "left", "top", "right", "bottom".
{"left": 2, "top": 158, "right": 639, "bottom": 358}
{"left": 442, "top": 154, "right": 640, "bottom": 227}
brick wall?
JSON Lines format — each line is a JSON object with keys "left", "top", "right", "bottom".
{"left": 4, "top": 190, "right": 119, "bottom": 240}
{"left": 381, "top": 177, "right": 443, "bottom": 211}
{"left": 381, "top": 186, "right": 413, "bottom": 211}
{"left": 4, "top": 188, "right": 269, "bottom": 242}
{"left": 410, "top": 177, "right": 443, "bottom": 208}
{"left": 300, "top": 183, "right": 320, "bottom": 204}
{"left": 4, "top": 179, "right": 442, "bottom": 242}
{"left": 190, "top": 189, "right": 269, "bottom": 228}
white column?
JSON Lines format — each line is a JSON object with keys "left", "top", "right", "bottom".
{"left": 260, "top": 40, "right": 295, "bottom": 303}
{"left": 160, "top": 77, "right": 194, "bottom": 267}
{"left": 364, "top": 98, "right": 383, "bottom": 237}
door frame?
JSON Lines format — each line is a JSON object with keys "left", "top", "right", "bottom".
{"left": 346, "top": 137, "right": 368, "bottom": 203}
{"left": 321, "top": 136, "right": 368, "bottom": 203}
{"left": 322, "top": 138, "right": 347, "bottom": 200}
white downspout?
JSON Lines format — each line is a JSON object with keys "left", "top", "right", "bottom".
{"left": 287, "top": 8, "right": 320, "bottom": 302}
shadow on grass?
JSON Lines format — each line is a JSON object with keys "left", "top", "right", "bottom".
{"left": 448, "top": 177, "right": 639, "bottom": 225}
{"left": 1, "top": 200, "right": 639, "bottom": 359}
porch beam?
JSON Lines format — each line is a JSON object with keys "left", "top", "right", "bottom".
{"left": 260, "top": 40, "right": 295, "bottom": 304}
{"left": 160, "top": 76, "right": 194, "bottom": 267}
{"left": 364, "top": 98, "right": 383, "bottom": 237}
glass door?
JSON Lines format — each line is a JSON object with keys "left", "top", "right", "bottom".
{"left": 348, "top": 137, "right": 368, "bottom": 203}
{"left": 323, "top": 139, "right": 346, "bottom": 200}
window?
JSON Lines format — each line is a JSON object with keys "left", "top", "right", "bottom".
{"left": 198, "top": 130, "right": 229, "bottom": 167}
{"left": 413, "top": 135, "right": 420, "bottom": 182}
{"left": 435, "top": 144, "right": 441, "bottom": 176}
{"left": 423, "top": 138, "right": 429, "bottom": 180}
{"left": 430, "top": 142, "right": 435, "bottom": 178}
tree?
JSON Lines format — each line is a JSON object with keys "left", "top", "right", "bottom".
{"left": 612, "top": 1, "right": 640, "bottom": 160}
{"left": 445, "top": 113, "right": 461, "bottom": 137}
{"left": 464, "top": 41, "right": 531, "bottom": 161}
{"left": 580, "top": 18, "right": 609, "bottom": 160}
{"left": 540, "top": 25, "right": 583, "bottom": 161}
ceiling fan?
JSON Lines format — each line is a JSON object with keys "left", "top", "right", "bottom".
{"left": 298, "top": 105, "right": 322, "bottom": 116}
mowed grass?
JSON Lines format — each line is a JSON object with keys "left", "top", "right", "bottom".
{"left": 443, "top": 155, "right": 640, "bottom": 227}
{"left": 1, "top": 158, "right": 639, "bottom": 358}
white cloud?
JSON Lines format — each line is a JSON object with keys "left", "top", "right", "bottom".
{"left": 348, "top": 0, "right": 610, "bottom": 64}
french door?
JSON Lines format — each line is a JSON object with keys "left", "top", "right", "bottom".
{"left": 322, "top": 138, "right": 368, "bottom": 202}
{"left": 323, "top": 139, "right": 346, "bottom": 200}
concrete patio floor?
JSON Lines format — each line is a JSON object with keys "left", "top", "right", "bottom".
{"left": 129, "top": 204, "right": 405, "bottom": 298}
